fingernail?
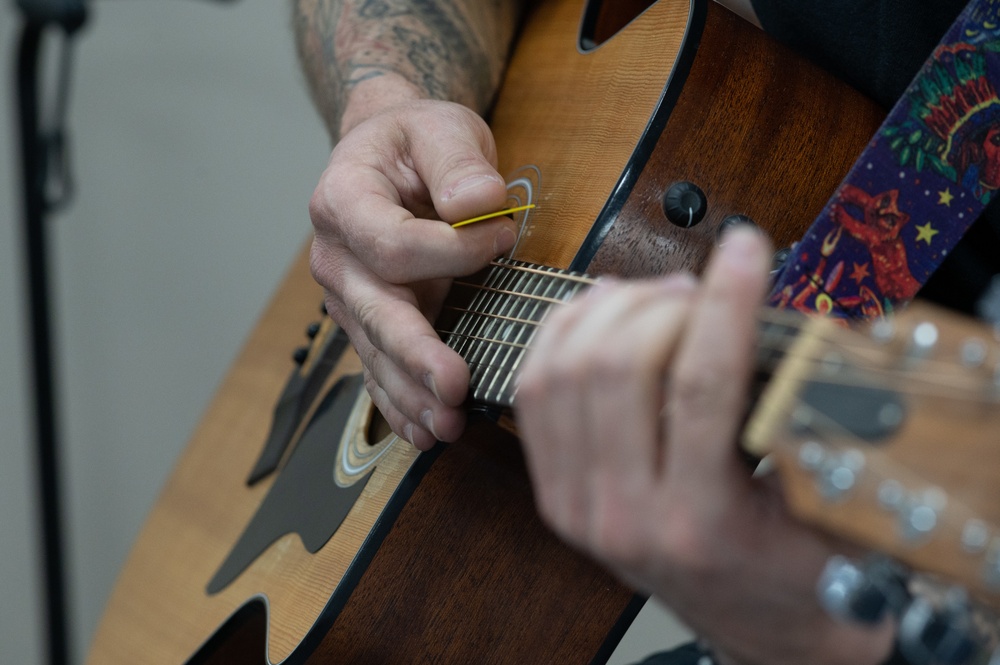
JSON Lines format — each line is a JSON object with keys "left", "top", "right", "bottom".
{"left": 404, "top": 422, "right": 415, "bottom": 445}
{"left": 444, "top": 174, "right": 503, "bottom": 201}
{"left": 423, "top": 373, "right": 441, "bottom": 401}
{"left": 493, "top": 225, "right": 517, "bottom": 255}
{"left": 419, "top": 409, "right": 438, "bottom": 439}
{"left": 660, "top": 272, "right": 697, "bottom": 293}
{"left": 719, "top": 226, "right": 763, "bottom": 260}
{"left": 584, "top": 277, "right": 618, "bottom": 299}
{"left": 719, "top": 224, "right": 759, "bottom": 245}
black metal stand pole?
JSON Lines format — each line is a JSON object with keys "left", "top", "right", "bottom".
{"left": 16, "top": 19, "right": 76, "bottom": 665}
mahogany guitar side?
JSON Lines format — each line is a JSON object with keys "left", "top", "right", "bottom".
{"left": 86, "top": 1, "right": 883, "bottom": 663}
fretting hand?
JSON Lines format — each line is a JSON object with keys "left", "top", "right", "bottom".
{"left": 516, "top": 229, "right": 895, "bottom": 665}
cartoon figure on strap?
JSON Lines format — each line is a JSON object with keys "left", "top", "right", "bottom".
{"left": 770, "top": 0, "right": 1000, "bottom": 319}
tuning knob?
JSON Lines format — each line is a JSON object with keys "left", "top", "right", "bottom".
{"left": 817, "top": 556, "right": 910, "bottom": 625}
{"left": 306, "top": 322, "right": 321, "bottom": 339}
{"left": 292, "top": 346, "right": 309, "bottom": 365}
{"left": 662, "top": 181, "right": 707, "bottom": 228}
{"left": 898, "top": 590, "right": 986, "bottom": 665}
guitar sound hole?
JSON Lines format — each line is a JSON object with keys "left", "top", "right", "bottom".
{"left": 366, "top": 408, "right": 394, "bottom": 446}
{"left": 580, "top": 0, "right": 657, "bottom": 49}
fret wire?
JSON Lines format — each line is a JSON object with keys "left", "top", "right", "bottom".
{"left": 476, "top": 264, "right": 547, "bottom": 401}
{"left": 439, "top": 325, "right": 537, "bottom": 351}
{"left": 450, "top": 280, "right": 573, "bottom": 307}
{"left": 482, "top": 266, "right": 537, "bottom": 399}
{"left": 489, "top": 259, "right": 596, "bottom": 286}
{"left": 442, "top": 302, "right": 806, "bottom": 354}
{"left": 441, "top": 309, "right": 812, "bottom": 356}
{"left": 483, "top": 266, "right": 546, "bottom": 402}
{"left": 465, "top": 264, "right": 511, "bottom": 385}
{"left": 480, "top": 265, "right": 537, "bottom": 402}
{"left": 494, "top": 264, "right": 578, "bottom": 403}
{"left": 443, "top": 270, "right": 478, "bottom": 356}
{"left": 453, "top": 284, "right": 999, "bottom": 406}
{"left": 467, "top": 263, "right": 520, "bottom": 389}
{"left": 442, "top": 305, "right": 549, "bottom": 327}
{"left": 456, "top": 268, "right": 503, "bottom": 358}
{"left": 438, "top": 259, "right": 933, "bottom": 406}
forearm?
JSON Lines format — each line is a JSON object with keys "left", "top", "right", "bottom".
{"left": 293, "top": 0, "right": 526, "bottom": 140}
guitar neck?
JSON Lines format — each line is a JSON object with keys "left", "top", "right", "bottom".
{"left": 437, "top": 259, "right": 592, "bottom": 407}
{"left": 437, "top": 259, "right": 803, "bottom": 409}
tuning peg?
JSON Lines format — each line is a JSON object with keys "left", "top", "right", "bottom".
{"left": 306, "top": 322, "right": 321, "bottom": 339}
{"left": 797, "top": 443, "right": 865, "bottom": 502}
{"left": 292, "top": 346, "right": 309, "bottom": 365}
{"left": 898, "top": 589, "right": 989, "bottom": 665}
{"left": 878, "top": 484, "right": 947, "bottom": 543}
{"left": 976, "top": 275, "right": 1000, "bottom": 327}
{"left": 959, "top": 338, "right": 988, "bottom": 367}
{"left": 870, "top": 318, "right": 896, "bottom": 344}
{"left": 817, "top": 556, "right": 909, "bottom": 625}
{"left": 909, "top": 322, "right": 940, "bottom": 358}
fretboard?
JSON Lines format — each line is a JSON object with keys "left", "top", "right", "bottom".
{"left": 436, "top": 259, "right": 803, "bottom": 409}
{"left": 437, "top": 259, "right": 592, "bottom": 408}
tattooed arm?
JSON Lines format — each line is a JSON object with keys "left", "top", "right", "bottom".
{"left": 294, "top": 0, "right": 525, "bottom": 140}
{"left": 294, "top": 0, "right": 527, "bottom": 449}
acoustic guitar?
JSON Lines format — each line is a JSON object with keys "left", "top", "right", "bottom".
{"left": 86, "top": 0, "right": 887, "bottom": 662}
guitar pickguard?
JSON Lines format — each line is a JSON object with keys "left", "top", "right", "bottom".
{"left": 208, "top": 374, "right": 397, "bottom": 594}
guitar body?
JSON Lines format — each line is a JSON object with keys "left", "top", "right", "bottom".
{"left": 87, "top": 1, "right": 882, "bottom": 663}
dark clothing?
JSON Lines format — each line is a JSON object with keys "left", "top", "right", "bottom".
{"left": 751, "top": 0, "right": 968, "bottom": 109}
{"left": 632, "top": 641, "right": 910, "bottom": 665}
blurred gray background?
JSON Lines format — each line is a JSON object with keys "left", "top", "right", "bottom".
{"left": 1, "top": 0, "right": 325, "bottom": 660}
{"left": 0, "top": 1, "right": 688, "bottom": 661}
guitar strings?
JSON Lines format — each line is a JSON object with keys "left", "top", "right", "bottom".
{"left": 445, "top": 264, "right": 1000, "bottom": 553}
{"left": 440, "top": 270, "right": 1000, "bottom": 402}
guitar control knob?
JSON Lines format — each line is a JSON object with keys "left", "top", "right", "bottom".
{"left": 771, "top": 247, "right": 792, "bottom": 273}
{"left": 662, "top": 181, "right": 707, "bottom": 228}
{"left": 716, "top": 214, "right": 757, "bottom": 242}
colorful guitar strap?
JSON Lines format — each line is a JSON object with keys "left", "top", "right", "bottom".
{"left": 768, "top": 0, "right": 1000, "bottom": 319}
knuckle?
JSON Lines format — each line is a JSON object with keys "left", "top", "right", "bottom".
{"left": 657, "top": 507, "right": 718, "bottom": 580}
{"left": 440, "top": 148, "right": 492, "bottom": 177}
{"left": 309, "top": 243, "right": 348, "bottom": 301}
{"left": 668, "top": 364, "right": 726, "bottom": 417}
{"left": 547, "top": 349, "right": 591, "bottom": 387}
{"left": 520, "top": 356, "right": 581, "bottom": 401}
{"left": 307, "top": 169, "right": 345, "bottom": 230}
{"left": 307, "top": 187, "right": 327, "bottom": 228}
{"left": 368, "top": 232, "right": 415, "bottom": 283}
{"left": 588, "top": 496, "right": 646, "bottom": 567}
{"left": 354, "top": 297, "right": 393, "bottom": 353}
{"left": 359, "top": 347, "right": 383, "bottom": 387}
{"left": 362, "top": 371, "right": 385, "bottom": 408}
{"left": 515, "top": 365, "right": 548, "bottom": 402}
{"left": 587, "top": 347, "right": 640, "bottom": 384}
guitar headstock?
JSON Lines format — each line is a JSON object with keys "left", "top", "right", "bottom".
{"left": 746, "top": 302, "right": 1000, "bottom": 607}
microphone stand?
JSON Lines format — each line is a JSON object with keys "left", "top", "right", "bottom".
{"left": 14, "top": 2, "right": 86, "bottom": 664}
